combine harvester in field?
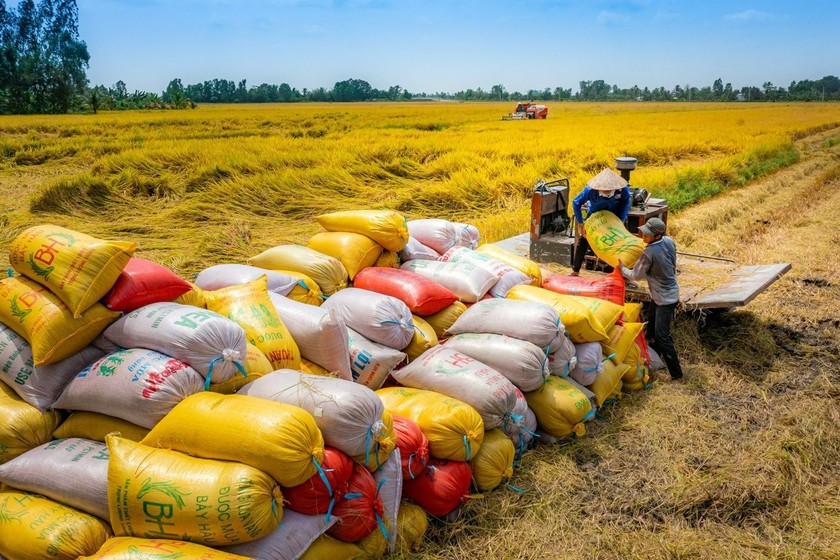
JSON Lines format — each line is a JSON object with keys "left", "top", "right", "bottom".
{"left": 495, "top": 156, "right": 792, "bottom": 312}
{"left": 501, "top": 102, "right": 548, "bottom": 120}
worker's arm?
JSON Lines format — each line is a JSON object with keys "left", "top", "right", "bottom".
{"left": 617, "top": 186, "right": 631, "bottom": 222}
{"left": 618, "top": 252, "right": 651, "bottom": 282}
{"left": 572, "top": 188, "right": 590, "bottom": 224}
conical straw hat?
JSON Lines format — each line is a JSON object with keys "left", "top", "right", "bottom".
{"left": 587, "top": 168, "right": 628, "bottom": 191}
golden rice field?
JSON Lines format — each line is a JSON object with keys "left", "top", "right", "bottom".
{"left": 1, "top": 102, "right": 840, "bottom": 559}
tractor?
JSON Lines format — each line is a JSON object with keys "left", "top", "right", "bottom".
{"left": 501, "top": 102, "right": 548, "bottom": 120}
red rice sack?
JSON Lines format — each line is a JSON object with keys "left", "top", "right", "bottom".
{"left": 353, "top": 267, "right": 458, "bottom": 316}
{"left": 327, "top": 463, "right": 385, "bottom": 543}
{"left": 402, "top": 459, "right": 472, "bottom": 517}
{"left": 443, "top": 332, "right": 550, "bottom": 392}
{"left": 347, "top": 328, "right": 406, "bottom": 389}
{"left": 195, "top": 263, "right": 300, "bottom": 295}
{"left": 0, "top": 381, "right": 61, "bottom": 464}
{"left": 400, "top": 259, "right": 497, "bottom": 303}
{"left": 439, "top": 247, "right": 531, "bottom": 298}
{"left": 406, "top": 219, "right": 479, "bottom": 254}
{"left": 398, "top": 237, "right": 440, "bottom": 262}
{"left": 392, "top": 414, "right": 430, "bottom": 480}
{"left": 542, "top": 267, "right": 626, "bottom": 307}
{"left": 322, "top": 287, "right": 414, "bottom": 349}
{"left": 283, "top": 447, "right": 354, "bottom": 515}
{"left": 104, "top": 258, "right": 192, "bottom": 312}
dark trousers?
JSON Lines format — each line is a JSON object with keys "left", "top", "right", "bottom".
{"left": 646, "top": 301, "right": 683, "bottom": 379}
{"left": 572, "top": 236, "right": 591, "bottom": 272}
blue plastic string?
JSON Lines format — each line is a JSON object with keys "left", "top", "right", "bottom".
{"left": 506, "top": 483, "right": 526, "bottom": 493}
{"left": 376, "top": 512, "right": 390, "bottom": 542}
{"left": 312, "top": 456, "right": 335, "bottom": 522}
{"left": 205, "top": 356, "right": 221, "bottom": 390}
{"left": 463, "top": 435, "right": 473, "bottom": 461}
{"left": 407, "top": 453, "right": 417, "bottom": 479}
{"left": 344, "top": 492, "right": 363, "bottom": 500}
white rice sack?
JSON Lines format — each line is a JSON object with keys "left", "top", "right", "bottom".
{"left": 446, "top": 298, "right": 564, "bottom": 349}
{"left": 569, "top": 342, "right": 605, "bottom": 386}
{"left": 220, "top": 510, "right": 336, "bottom": 559}
{"left": 399, "top": 237, "right": 441, "bottom": 262}
{"left": 348, "top": 328, "right": 406, "bottom": 390}
{"left": 501, "top": 389, "right": 537, "bottom": 459}
{"left": 322, "top": 287, "right": 414, "bottom": 350}
{"left": 439, "top": 247, "right": 530, "bottom": 298}
{"left": 239, "top": 370, "right": 386, "bottom": 459}
{"left": 390, "top": 345, "right": 518, "bottom": 430}
{"left": 407, "top": 219, "right": 479, "bottom": 254}
{"left": 443, "top": 333, "right": 549, "bottom": 392}
{"left": 52, "top": 348, "right": 205, "bottom": 429}
{"left": 269, "top": 293, "right": 352, "bottom": 380}
{"left": 0, "top": 324, "right": 103, "bottom": 411}
{"left": 100, "top": 302, "right": 248, "bottom": 384}
{"left": 0, "top": 438, "right": 109, "bottom": 519}
{"left": 565, "top": 378, "right": 599, "bottom": 418}
{"left": 400, "top": 259, "right": 497, "bottom": 303}
{"left": 373, "top": 448, "right": 403, "bottom": 552}
{"left": 546, "top": 335, "right": 577, "bottom": 378}
{"left": 649, "top": 347, "right": 666, "bottom": 371}
{"left": 195, "top": 264, "right": 300, "bottom": 295}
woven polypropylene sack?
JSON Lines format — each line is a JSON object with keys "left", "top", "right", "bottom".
{"left": 282, "top": 447, "right": 354, "bottom": 515}
{"left": 248, "top": 244, "right": 348, "bottom": 296}
{"left": 0, "top": 323, "right": 103, "bottom": 411}
{"left": 209, "top": 342, "right": 272, "bottom": 394}
{"left": 326, "top": 462, "right": 385, "bottom": 543}
{"left": 273, "top": 269, "right": 326, "bottom": 306}
{"left": 444, "top": 332, "right": 549, "bottom": 392}
{"left": 0, "top": 437, "right": 109, "bottom": 519}
{"left": 142, "top": 393, "right": 324, "bottom": 487}
{"left": 100, "top": 302, "right": 248, "bottom": 385}
{"left": 398, "top": 237, "right": 440, "bottom": 262}
{"left": 220, "top": 510, "right": 337, "bottom": 560}
{"left": 83, "top": 538, "right": 253, "bottom": 560}
{"left": 402, "top": 459, "right": 471, "bottom": 517}
{"left": 542, "top": 267, "right": 626, "bottom": 307}
{"left": 173, "top": 281, "right": 207, "bottom": 308}
{"left": 470, "top": 428, "right": 515, "bottom": 492}
{"left": 403, "top": 315, "right": 438, "bottom": 362}
{"left": 395, "top": 502, "right": 428, "bottom": 554}
{"left": 52, "top": 411, "right": 149, "bottom": 443}
{"left": 589, "top": 360, "right": 628, "bottom": 407}
{"left": 392, "top": 413, "right": 429, "bottom": 480}
{"left": 299, "top": 535, "right": 366, "bottom": 560}
{"left": 195, "top": 263, "right": 300, "bottom": 295}
{"left": 440, "top": 247, "right": 531, "bottom": 298}
{"left": 569, "top": 342, "right": 605, "bottom": 385}
{"left": 348, "top": 328, "right": 406, "bottom": 389}
{"left": 0, "top": 276, "right": 119, "bottom": 366}
{"left": 501, "top": 389, "right": 538, "bottom": 459}
{"left": 103, "top": 257, "right": 192, "bottom": 313}
{"left": 352, "top": 267, "right": 458, "bottom": 316}
{"left": 400, "top": 259, "right": 497, "bottom": 303}
{"left": 350, "top": 408, "right": 396, "bottom": 473}
{"left": 317, "top": 210, "right": 409, "bottom": 253}
{"left": 107, "top": 435, "right": 281, "bottom": 546}
{"left": 446, "top": 298, "right": 564, "bottom": 349}
{"left": 623, "top": 301, "right": 643, "bottom": 323}
{"left": 546, "top": 335, "right": 577, "bottom": 378}
{"left": 374, "top": 250, "right": 400, "bottom": 269}
{"left": 564, "top": 377, "right": 599, "bottom": 418}
{"left": 525, "top": 376, "right": 594, "bottom": 438}
{"left": 308, "top": 231, "right": 383, "bottom": 280}
{"left": 9, "top": 224, "right": 136, "bottom": 318}
{"left": 322, "top": 287, "right": 414, "bottom": 350}
{"left": 373, "top": 448, "right": 403, "bottom": 552}
{"left": 0, "top": 490, "right": 111, "bottom": 560}
{"left": 406, "top": 219, "right": 478, "bottom": 254}
{"left": 584, "top": 210, "right": 646, "bottom": 268}
{"left": 376, "top": 386, "right": 484, "bottom": 462}
{"left": 240, "top": 370, "right": 393, "bottom": 460}
{"left": 0, "top": 381, "right": 61, "bottom": 464}
{"left": 423, "top": 300, "right": 467, "bottom": 339}
{"left": 269, "top": 292, "right": 352, "bottom": 380}
{"left": 601, "top": 322, "right": 644, "bottom": 365}
{"left": 475, "top": 243, "right": 542, "bottom": 285}
{"left": 52, "top": 348, "right": 205, "bottom": 429}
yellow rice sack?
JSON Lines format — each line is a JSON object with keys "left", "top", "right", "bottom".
{"left": 357, "top": 516, "right": 389, "bottom": 559}
{"left": 377, "top": 386, "right": 484, "bottom": 461}
{"left": 374, "top": 250, "right": 400, "bottom": 269}
{"left": 583, "top": 210, "right": 646, "bottom": 268}
{"left": 352, "top": 409, "right": 396, "bottom": 473}
{"left": 209, "top": 342, "right": 272, "bottom": 394}
{"left": 470, "top": 428, "right": 515, "bottom": 492}
{"left": 142, "top": 392, "right": 324, "bottom": 487}
{"left": 476, "top": 244, "right": 541, "bottom": 285}
{"left": 623, "top": 301, "right": 643, "bottom": 323}
{"left": 276, "top": 269, "right": 325, "bottom": 306}
{"left": 0, "top": 276, "right": 119, "bottom": 365}
{"left": 507, "top": 285, "right": 622, "bottom": 343}
{"left": 52, "top": 411, "right": 149, "bottom": 442}
{"left": 307, "top": 231, "right": 383, "bottom": 280}
{"left": 588, "top": 360, "right": 628, "bottom": 407}
{"left": 621, "top": 361, "right": 651, "bottom": 392}
{"left": 204, "top": 276, "right": 301, "bottom": 370}
{"left": 1, "top": 381, "right": 61, "bottom": 463}
{"left": 525, "top": 376, "right": 594, "bottom": 438}
{"left": 299, "top": 358, "right": 335, "bottom": 376}
{"left": 601, "top": 322, "right": 645, "bottom": 365}
{"left": 79, "top": 537, "right": 253, "bottom": 559}
{"left": 395, "top": 502, "right": 428, "bottom": 554}
{"left": 107, "top": 435, "right": 281, "bottom": 546}
{"left": 423, "top": 300, "right": 467, "bottom": 339}
{"left": 0, "top": 491, "right": 112, "bottom": 559}
{"left": 316, "top": 210, "right": 409, "bottom": 253}
{"left": 173, "top": 282, "right": 207, "bottom": 308}
{"left": 248, "top": 244, "right": 348, "bottom": 296}
{"left": 403, "top": 315, "right": 438, "bottom": 362}
{"left": 9, "top": 224, "right": 136, "bottom": 318}
{"left": 299, "top": 535, "right": 366, "bottom": 560}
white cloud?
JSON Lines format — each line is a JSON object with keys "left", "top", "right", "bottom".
{"left": 597, "top": 10, "right": 631, "bottom": 25}
{"left": 725, "top": 9, "right": 774, "bottom": 22}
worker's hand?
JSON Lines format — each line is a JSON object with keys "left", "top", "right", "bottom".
{"left": 576, "top": 223, "right": 585, "bottom": 238}
{"left": 616, "top": 259, "right": 624, "bottom": 270}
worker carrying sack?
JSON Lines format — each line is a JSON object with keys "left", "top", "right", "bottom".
{"left": 353, "top": 267, "right": 458, "bottom": 316}
{"left": 401, "top": 259, "right": 498, "bottom": 303}
{"left": 584, "top": 210, "right": 646, "bottom": 268}
{"left": 322, "top": 287, "right": 415, "bottom": 350}
{"left": 248, "top": 244, "right": 349, "bottom": 296}
{"left": 308, "top": 231, "right": 383, "bottom": 280}
{"left": 439, "top": 247, "right": 531, "bottom": 298}
{"left": 0, "top": 381, "right": 61, "bottom": 464}
{"left": 9, "top": 224, "right": 136, "bottom": 318}
{"left": 317, "top": 209, "right": 410, "bottom": 253}
{"left": 195, "top": 263, "right": 300, "bottom": 295}
{"left": 406, "top": 219, "right": 479, "bottom": 254}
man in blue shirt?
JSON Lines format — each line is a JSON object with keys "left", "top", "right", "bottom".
{"left": 570, "top": 168, "right": 632, "bottom": 275}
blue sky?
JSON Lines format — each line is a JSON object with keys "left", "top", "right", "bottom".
{"left": 71, "top": 0, "right": 839, "bottom": 94}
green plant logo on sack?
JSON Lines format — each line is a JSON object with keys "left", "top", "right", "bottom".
{"left": 0, "top": 494, "right": 29, "bottom": 525}
{"left": 26, "top": 231, "right": 76, "bottom": 279}
{"left": 124, "top": 544, "right": 184, "bottom": 559}
{"left": 9, "top": 294, "right": 32, "bottom": 322}
{"left": 137, "top": 478, "right": 190, "bottom": 539}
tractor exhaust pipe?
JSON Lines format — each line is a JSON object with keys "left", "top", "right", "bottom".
{"left": 615, "top": 156, "right": 637, "bottom": 183}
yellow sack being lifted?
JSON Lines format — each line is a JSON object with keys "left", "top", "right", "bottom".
{"left": 275, "top": 269, "right": 325, "bottom": 306}
{"left": 52, "top": 411, "right": 149, "bottom": 443}
{"left": 248, "top": 244, "right": 348, "bottom": 296}
{"left": 9, "top": 224, "right": 136, "bottom": 318}
{"left": 1, "top": 381, "right": 61, "bottom": 463}
{"left": 470, "top": 428, "right": 515, "bottom": 492}
{"left": 204, "top": 276, "right": 301, "bottom": 370}
{"left": 601, "top": 322, "right": 645, "bottom": 365}
{"left": 377, "top": 386, "right": 484, "bottom": 461}
{"left": 525, "top": 376, "right": 594, "bottom": 438}
{"left": 403, "top": 315, "right": 438, "bottom": 362}
{"left": 0, "top": 276, "right": 119, "bottom": 365}
{"left": 588, "top": 360, "right": 628, "bottom": 407}
{"left": 623, "top": 301, "right": 643, "bottom": 323}
{"left": 307, "top": 231, "right": 383, "bottom": 280}
{"left": 507, "top": 285, "right": 622, "bottom": 343}
{"left": 583, "top": 210, "right": 645, "bottom": 268}
{"left": 423, "top": 300, "right": 467, "bottom": 339}
{"left": 316, "top": 209, "right": 409, "bottom": 253}
{"left": 210, "top": 342, "right": 273, "bottom": 394}
{"left": 0, "top": 490, "right": 111, "bottom": 559}
{"left": 142, "top": 392, "right": 324, "bottom": 487}
{"left": 107, "top": 435, "right": 281, "bottom": 547}
{"left": 80, "top": 537, "right": 253, "bottom": 559}
{"left": 476, "top": 243, "right": 542, "bottom": 285}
